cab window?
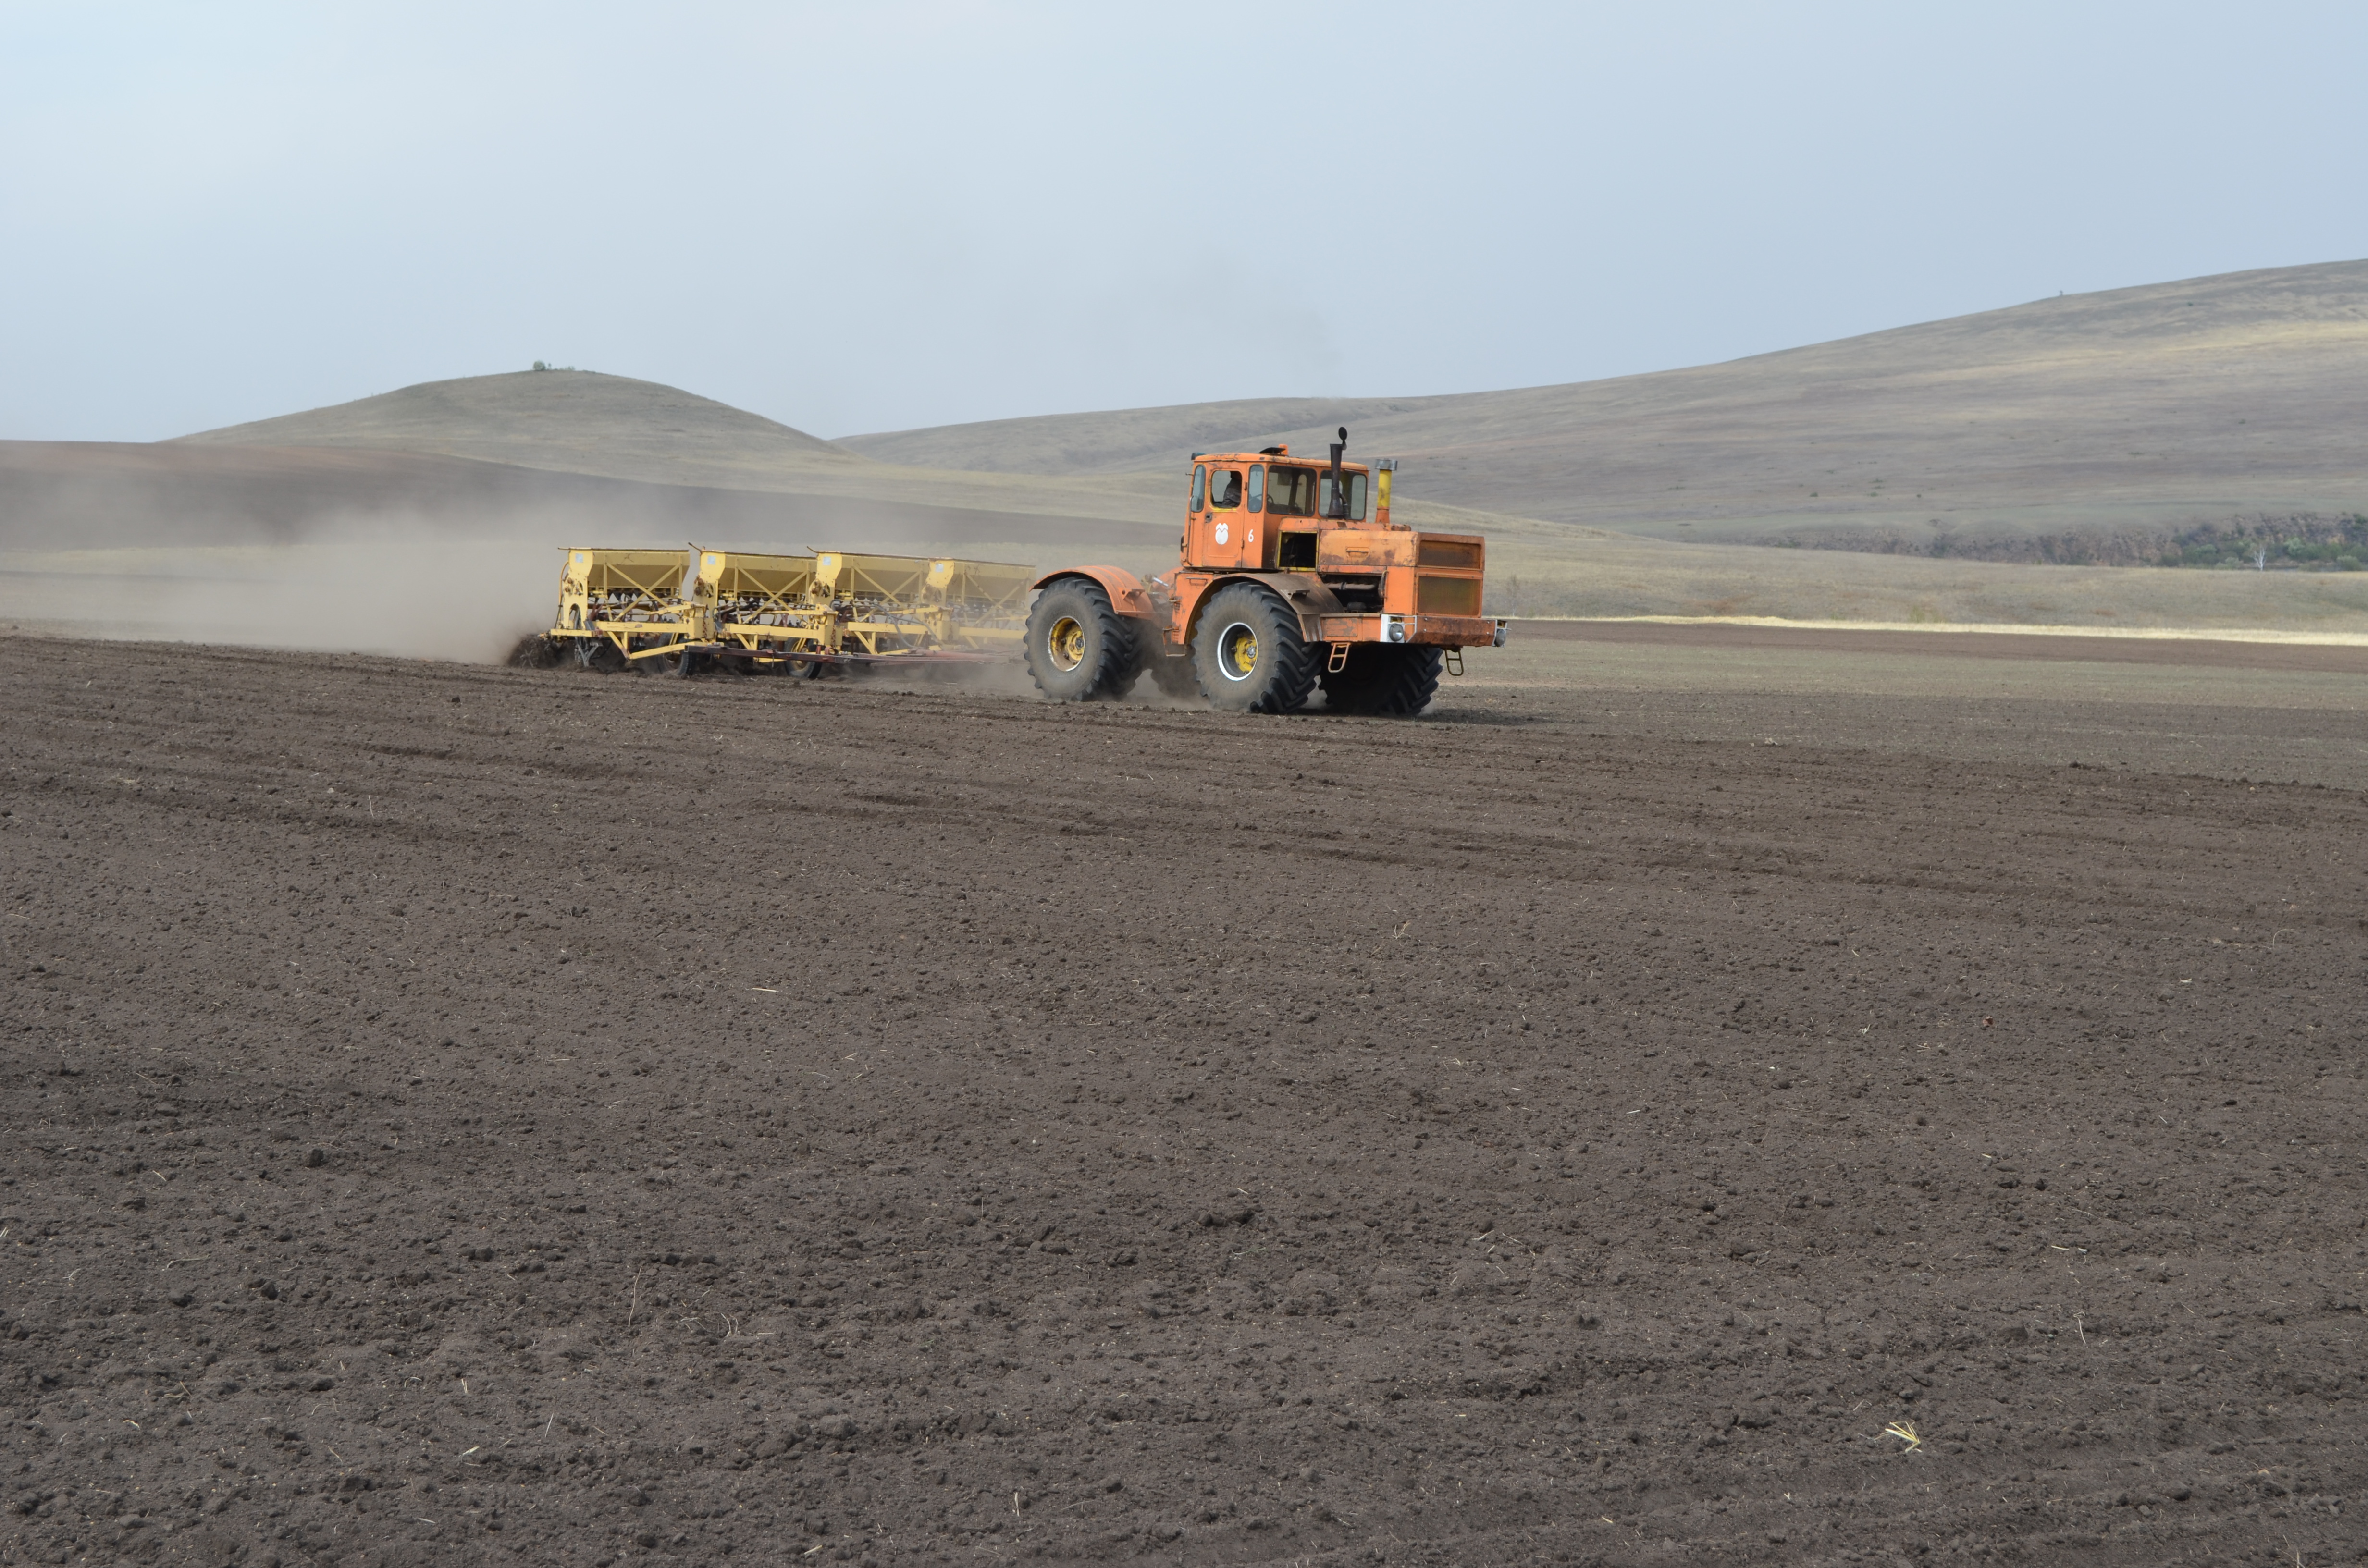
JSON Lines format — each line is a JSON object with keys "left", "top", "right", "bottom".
{"left": 1266, "top": 467, "right": 1319, "bottom": 516}
{"left": 1246, "top": 465, "right": 1265, "bottom": 513}
{"left": 1209, "top": 468, "right": 1243, "bottom": 510}
{"left": 1191, "top": 464, "right": 1206, "bottom": 512}
{"left": 1321, "top": 471, "right": 1369, "bottom": 520}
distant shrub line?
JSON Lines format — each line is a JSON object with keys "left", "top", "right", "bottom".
{"left": 2155, "top": 514, "right": 2368, "bottom": 570}
{"left": 1767, "top": 512, "right": 2368, "bottom": 569}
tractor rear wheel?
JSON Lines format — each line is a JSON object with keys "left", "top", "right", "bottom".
{"left": 1319, "top": 643, "right": 1444, "bottom": 717}
{"left": 1192, "top": 583, "right": 1317, "bottom": 714}
{"left": 1025, "top": 579, "right": 1141, "bottom": 701}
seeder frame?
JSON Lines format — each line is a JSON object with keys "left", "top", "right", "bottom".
{"left": 542, "top": 545, "right": 1034, "bottom": 675}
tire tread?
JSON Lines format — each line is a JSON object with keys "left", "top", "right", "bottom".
{"left": 1025, "top": 579, "right": 1141, "bottom": 701}
{"left": 1192, "top": 584, "right": 1316, "bottom": 714}
{"left": 1319, "top": 644, "right": 1443, "bottom": 716}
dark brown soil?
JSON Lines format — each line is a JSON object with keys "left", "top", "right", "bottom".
{"left": 4, "top": 634, "right": 2365, "bottom": 1568}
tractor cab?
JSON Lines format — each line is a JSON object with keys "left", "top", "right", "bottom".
{"left": 1184, "top": 431, "right": 1382, "bottom": 578}
{"left": 1184, "top": 428, "right": 1389, "bottom": 574}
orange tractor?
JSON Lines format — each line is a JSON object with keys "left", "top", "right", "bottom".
{"left": 1024, "top": 429, "right": 1506, "bottom": 715}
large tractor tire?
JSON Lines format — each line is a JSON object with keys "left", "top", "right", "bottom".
{"left": 1319, "top": 643, "right": 1444, "bottom": 717}
{"left": 1191, "top": 583, "right": 1318, "bottom": 714}
{"left": 1025, "top": 578, "right": 1142, "bottom": 702}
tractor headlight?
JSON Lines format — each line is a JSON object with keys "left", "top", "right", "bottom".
{"left": 1380, "top": 614, "right": 1409, "bottom": 643}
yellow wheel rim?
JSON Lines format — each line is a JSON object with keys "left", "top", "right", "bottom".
{"left": 1048, "top": 615, "right": 1086, "bottom": 672}
{"left": 1219, "top": 621, "right": 1259, "bottom": 682}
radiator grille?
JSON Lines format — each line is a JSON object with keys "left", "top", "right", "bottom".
{"left": 1416, "top": 575, "right": 1482, "bottom": 616}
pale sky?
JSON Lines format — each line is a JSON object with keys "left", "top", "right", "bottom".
{"left": 4, "top": 0, "right": 2364, "bottom": 444}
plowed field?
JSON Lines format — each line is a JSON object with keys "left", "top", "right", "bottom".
{"left": 5, "top": 629, "right": 2366, "bottom": 1567}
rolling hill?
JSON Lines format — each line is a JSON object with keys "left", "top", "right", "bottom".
{"left": 172, "top": 369, "right": 854, "bottom": 485}
{"left": 837, "top": 260, "right": 2368, "bottom": 554}
{"left": 168, "top": 368, "right": 1173, "bottom": 531}
{"left": 0, "top": 439, "right": 1170, "bottom": 556}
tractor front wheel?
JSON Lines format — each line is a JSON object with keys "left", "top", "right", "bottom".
{"left": 1191, "top": 584, "right": 1317, "bottom": 714}
{"left": 1319, "top": 643, "right": 1444, "bottom": 717}
{"left": 1025, "top": 579, "right": 1142, "bottom": 701}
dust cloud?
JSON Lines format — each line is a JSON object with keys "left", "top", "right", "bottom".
{"left": 0, "top": 520, "right": 566, "bottom": 665}
{"left": 0, "top": 441, "right": 1089, "bottom": 667}
{"left": 0, "top": 509, "right": 1056, "bottom": 673}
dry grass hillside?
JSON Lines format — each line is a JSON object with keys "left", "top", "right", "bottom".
{"left": 173, "top": 369, "right": 1172, "bottom": 528}
{"left": 0, "top": 440, "right": 1172, "bottom": 557}
{"left": 174, "top": 369, "right": 851, "bottom": 479}
{"left": 1454, "top": 506, "right": 2368, "bottom": 629}
{"left": 839, "top": 260, "right": 2368, "bottom": 551}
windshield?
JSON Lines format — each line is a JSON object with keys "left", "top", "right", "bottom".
{"left": 1266, "top": 466, "right": 1321, "bottom": 516}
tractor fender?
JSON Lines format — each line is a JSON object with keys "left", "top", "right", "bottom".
{"left": 1177, "top": 572, "right": 1347, "bottom": 642}
{"left": 1033, "top": 565, "right": 1157, "bottom": 620}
